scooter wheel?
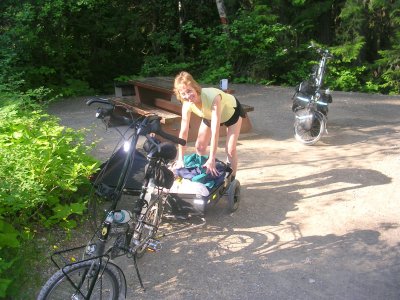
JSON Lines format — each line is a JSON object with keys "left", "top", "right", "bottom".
{"left": 227, "top": 179, "right": 241, "bottom": 212}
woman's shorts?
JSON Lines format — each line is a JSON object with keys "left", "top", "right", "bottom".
{"left": 202, "top": 97, "right": 246, "bottom": 127}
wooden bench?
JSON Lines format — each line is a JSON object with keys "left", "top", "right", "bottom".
{"left": 112, "top": 97, "right": 181, "bottom": 125}
{"left": 114, "top": 81, "right": 135, "bottom": 97}
{"left": 112, "top": 77, "right": 254, "bottom": 142}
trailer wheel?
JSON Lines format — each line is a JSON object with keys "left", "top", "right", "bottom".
{"left": 227, "top": 179, "right": 241, "bottom": 212}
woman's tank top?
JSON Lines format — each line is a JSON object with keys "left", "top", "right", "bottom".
{"left": 189, "top": 87, "right": 236, "bottom": 123}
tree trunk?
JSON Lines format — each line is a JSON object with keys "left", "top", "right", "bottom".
{"left": 178, "top": 0, "right": 185, "bottom": 59}
{"left": 215, "top": 0, "right": 228, "bottom": 25}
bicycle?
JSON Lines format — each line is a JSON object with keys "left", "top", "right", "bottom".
{"left": 37, "top": 97, "right": 187, "bottom": 299}
{"left": 37, "top": 96, "right": 240, "bottom": 299}
{"left": 292, "top": 42, "right": 334, "bottom": 145}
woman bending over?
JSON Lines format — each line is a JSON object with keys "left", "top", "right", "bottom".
{"left": 173, "top": 71, "right": 246, "bottom": 179}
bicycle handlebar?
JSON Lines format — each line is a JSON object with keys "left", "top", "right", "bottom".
{"left": 158, "top": 130, "right": 186, "bottom": 146}
{"left": 317, "top": 48, "right": 334, "bottom": 59}
{"left": 142, "top": 115, "right": 186, "bottom": 146}
{"left": 86, "top": 97, "right": 112, "bottom": 106}
{"left": 308, "top": 42, "right": 334, "bottom": 59}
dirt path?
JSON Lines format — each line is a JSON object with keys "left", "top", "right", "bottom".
{"left": 47, "top": 85, "right": 400, "bottom": 299}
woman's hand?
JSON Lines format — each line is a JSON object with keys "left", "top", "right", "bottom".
{"left": 203, "top": 158, "right": 219, "bottom": 177}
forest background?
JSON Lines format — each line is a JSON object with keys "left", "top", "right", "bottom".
{"left": 1, "top": 0, "right": 400, "bottom": 96}
{"left": 0, "top": 0, "right": 399, "bottom": 298}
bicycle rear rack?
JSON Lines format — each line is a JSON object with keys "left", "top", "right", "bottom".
{"left": 49, "top": 245, "right": 127, "bottom": 299}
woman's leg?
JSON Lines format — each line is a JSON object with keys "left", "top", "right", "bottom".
{"left": 196, "top": 121, "right": 211, "bottom": 156}
{"left": 225, "top": 117, "right": 242, "bottom": 176}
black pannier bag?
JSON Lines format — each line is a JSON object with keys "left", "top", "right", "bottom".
{"left": 90, "top": 146, "right": 147, "bottom": 191}
{"left": 292, "top": 80, "right": 316, "bottom": 112}
{"left": 317, "top": 93, "right": 332, "bottom": 115}
{"left": 292, "top": 92, "right": 309, "bottom": 112}
{"left": 297, "top": 80, "right": 315, "bottom": 95}
{"left": 314, "top": 91, "right": 332, "bottom": 116}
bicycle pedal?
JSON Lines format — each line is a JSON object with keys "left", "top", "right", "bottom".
{"left": 146, "top": 239, "right": 161, "bottom": 252}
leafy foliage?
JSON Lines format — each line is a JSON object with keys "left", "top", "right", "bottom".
{"left": 0, "top": 106, "right": 97, "bottom": 222}
{"left": 332, "top": 0, "right": 400, "bottom": 93}
{"left": 0, "top": 0, "right": 146, "bottom": 94}
{"left": 176, "top": 6, "right": 295, "bottom": 85}
{"left": 0, "top": 0, "right": 399, "bottom": 94}
{"left": 375, "top": 7, "right": 400, "bottom": 94}
{"left": 0, "top": 90, "right": 99, "bottom": 297}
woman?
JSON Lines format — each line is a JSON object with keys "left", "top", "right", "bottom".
{"left": 173, "top": 71, "right": 245, "bottom": 179}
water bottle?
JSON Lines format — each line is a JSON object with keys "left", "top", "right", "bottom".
{"left": 112, "top": 210, "right": 132, "bottom": 224}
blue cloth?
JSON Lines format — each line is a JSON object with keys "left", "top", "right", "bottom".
{"left": 175, "top": 154, "right": 226, "bottom": 189}
{"left": 183, "top": 153, "right": 208, "bottom": 168}
{"left": 176, "top": 166, "right": 203, "bottom": 180}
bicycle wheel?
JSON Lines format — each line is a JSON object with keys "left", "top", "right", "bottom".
{"left": 37, "top": 260, "right": 120, "bottom": 300}
{"left": 294, "top": 111, "right": 326, "bottom": 145}
{"left": 135, "top": 198, "right": 163, "bottom": 258}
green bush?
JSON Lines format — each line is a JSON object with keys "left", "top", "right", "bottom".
{"left": 178, "top": 6, "right": 292, "bottom": 83}
{"left": 140, "top": 54, "right": 193, "bottom": 77}
{"left": 0, "top": 91, "right": 99, "bottom": 297}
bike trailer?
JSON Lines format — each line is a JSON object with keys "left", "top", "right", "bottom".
{"left": 168, "top": 184, "right": 224, "bottom": 216}
{"left": 167, "top": 159, "right": 240, "bottom": 216}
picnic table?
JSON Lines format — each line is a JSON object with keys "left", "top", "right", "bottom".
{"left": 112, "top": 77, "right": 254, "bottom": 142}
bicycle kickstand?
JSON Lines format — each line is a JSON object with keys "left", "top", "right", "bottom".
{"left": 133, "top": 254, "right": 145, "bottom": 291}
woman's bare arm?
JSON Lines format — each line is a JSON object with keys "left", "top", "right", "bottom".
{"left": 203, "top": 95, "right": 222, "bottom": 175}
{"left": 177, "top": 101, "right": 191, "bottom": 163}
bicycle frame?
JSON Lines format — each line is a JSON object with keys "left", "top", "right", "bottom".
{"left": 313, "top": 49, "right": 330, "bottom": 89}
{"left": 93, "top": 115, "right": 147, "bottom": 246}
{"left": 86, "top": 99, "right": 184, "bottom": 290}
{"left": 39, "top": 98, "right": 186, "bottom": 299}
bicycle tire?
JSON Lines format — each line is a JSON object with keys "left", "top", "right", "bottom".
{"left": 294, "top": 111, "right": 326, "bottom": 145}
{"left": 227, "top": 179, "right": 241, "bottom": 213}
{"left": 135, "top": 198, "right": 163, "bottom": 258}
{"left": 37, "top": 260, "right": 120, "bottom": 300}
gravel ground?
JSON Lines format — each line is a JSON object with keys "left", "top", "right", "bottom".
{"left": 41, "top": 84, "right": 400, "bottom": 300}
